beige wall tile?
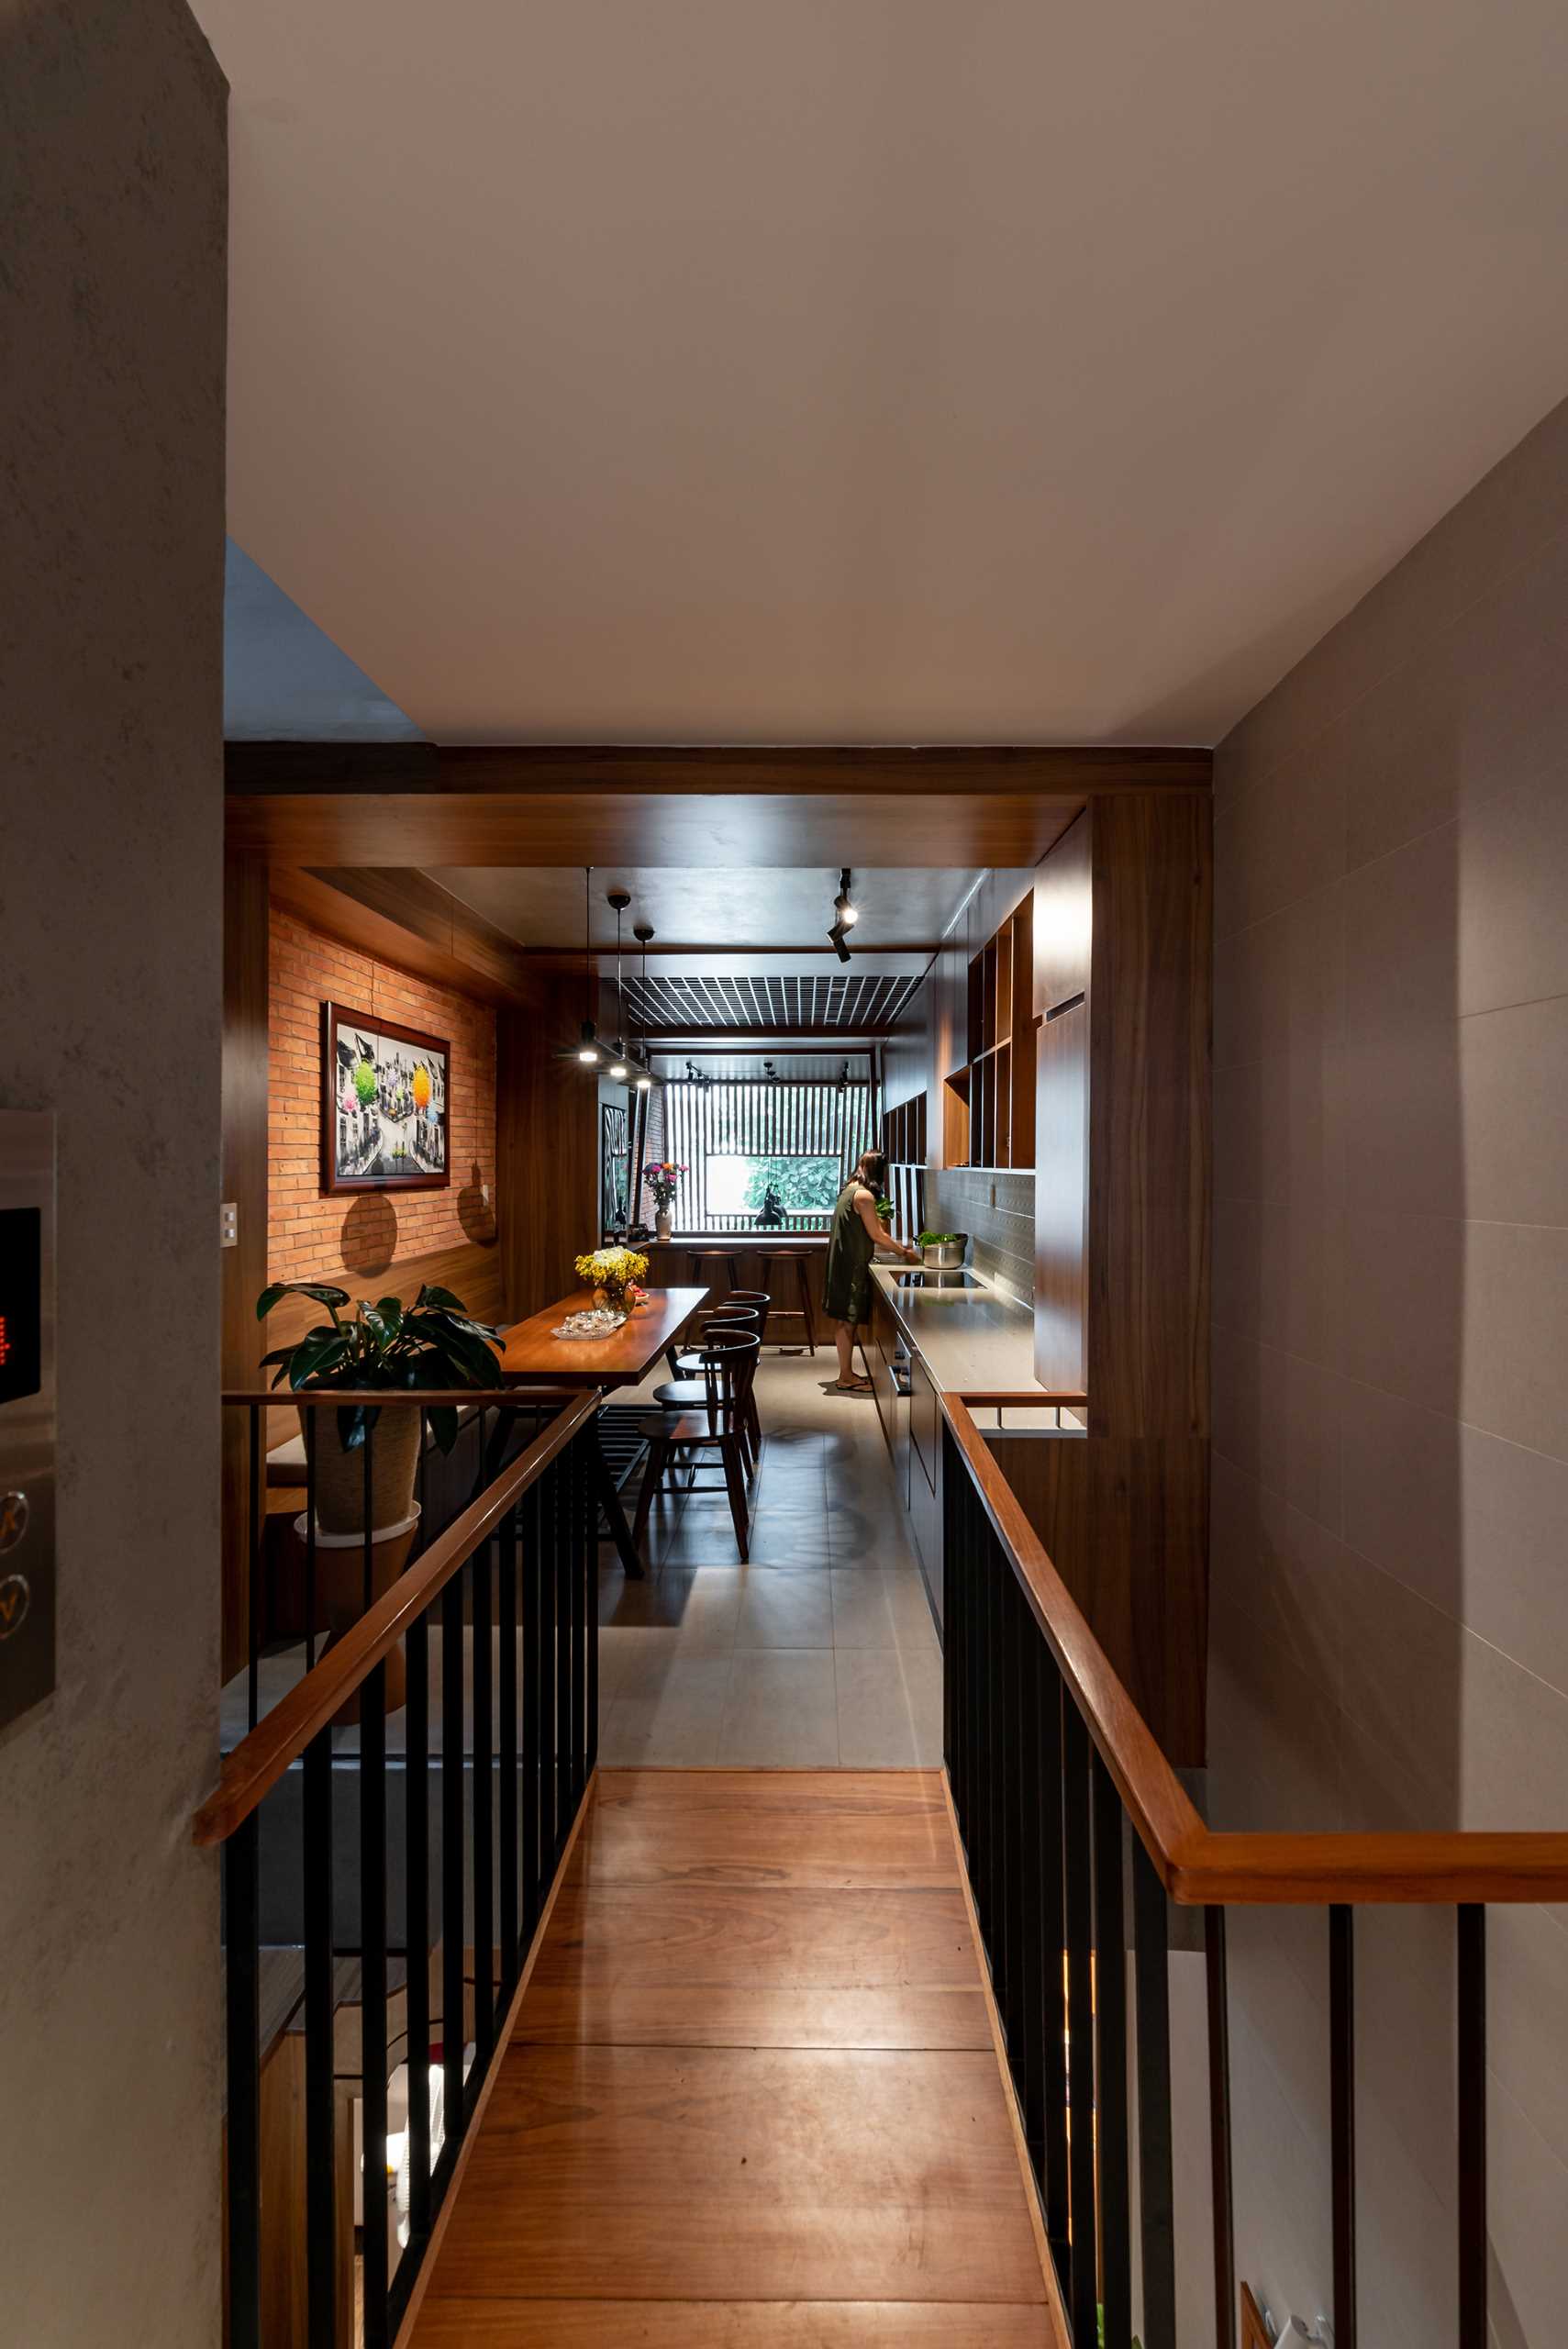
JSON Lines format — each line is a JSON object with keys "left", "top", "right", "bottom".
{"left": 1343, "top": 1382, "right": 1568, "bottom": 1697}
{"left": 1215, "top": 740, "right": 1346, "bottom": 939}
{"left": 1213, "top": 1336, "right": 1344, "bottom": 1534}
{"left": 1457, "top": 765, "right": 1568, "bottom": 1017}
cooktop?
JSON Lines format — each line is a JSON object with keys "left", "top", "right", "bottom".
{"left": 892, "top": 1268, "right": 981, "bottom": 1289}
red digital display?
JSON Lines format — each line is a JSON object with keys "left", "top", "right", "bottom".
{"left": 0, "top": 1209, "right": 41, "bottom": 1406}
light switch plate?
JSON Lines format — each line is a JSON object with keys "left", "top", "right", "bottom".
{"left": 220, "top": 1201, "right": 239, "bottom": 1249}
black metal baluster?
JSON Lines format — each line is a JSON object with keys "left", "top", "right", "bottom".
{"left": 583, "top": 1441, "right": 599, "bottom": 1778}
{"left": 1206, "top": 1906, "right": 1235, "bottom": 2349}
{"left": 1017, "top": 1615, "right": 1047, "bottom": 2183}
{"left": 472, "top": 1544, "right": 495, "bottom": 2065}
{"left": 573, "top": 1432, "right": 591, "bottom": 1799}
{"left": 540, "top": 1464, "right": 561, "bottom": 1866}
{"left": 1062, "top": 1701, "right": 1098, "bottom": 2346}
{"left": 1093, "top": 1752, "right": 1132, "bottom": 2349}
{"left": 1132, "top": 1838, "right": 1176, "bottom": 2349}
{"left": 999, "top": 1568, "right": 1026, "bottom": 2082}
{"left": 225, "top": 1812, "right": 262, "bottom": 2349}
{"left": 554, "top": 1454, "right": 573, "bottom": 1859}
{"left": 404, "top": 1609, "right": 431, "bottom": 2257}
{"left": 362, "top": 1419, "right": 375, "bottom": 1613}
{"left": 247, "top": 1404, "right": 261, "bottom": 1731}
{"left": 1329, "top": 1904, "right": 1356, "bottom": 2349}
{"left": 522, "top": 1480, "right": 545, "bottom": 1942}
{"left": 303, "top": 1727, "right": 337, "bottom": 2348}
{"left": 360, "top": 1659, "right": 390, "bottom": 2346}
{"left": 305, "top": 1410, "right": 319, "bottom": 1670}
{"left": 940, "top": 1431, "right": 960, "bottom": 1798}
{"left": 1040, "top": 1658, "right": 1071, "bottom": 2279}
{"left": 440, "top": 1571, "right": 466, "bottom": 2153}
{"left": 1457, "top": 1905, "right": 1487, "bottom": 2349}
{"left": 499, "top": 1510, "right": 519, "bottom": 1978}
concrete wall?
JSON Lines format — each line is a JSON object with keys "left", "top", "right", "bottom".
{"left": 1208, "top": 395, "right": 1568, "bottom": 2347}
{"left": 0, "top": 5, "right": 227, "bottom": 2340}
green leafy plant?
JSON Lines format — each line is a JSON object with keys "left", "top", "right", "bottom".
{"left": 256, "top": 1280, "right": 502, "bottom": 1455}
{"left": 916, "top": 1230, "right": 960, "bottom": 1246}
{"left": 875, "top": 1195, "right": 895, "bottom": 1220}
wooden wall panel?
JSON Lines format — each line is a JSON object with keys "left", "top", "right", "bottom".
{"left": 497, "top": 982, "right": 601, "bottom": 1322}
{"left": 1087, "top": 792, "right": 1211, "bottom": 1441}
{"left": 985, "top": 1431, "right": 1209, "bottom": 1765}
{"left": 1031, "top": 807, "right": 1091, "bottom": 1019}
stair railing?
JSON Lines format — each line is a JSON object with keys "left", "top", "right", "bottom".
{"left": 940, "top": 1390, "right": 1568, "bottom": 2349}
{"left": 195, "top": 1387, "right": 602, "bottom": 2349}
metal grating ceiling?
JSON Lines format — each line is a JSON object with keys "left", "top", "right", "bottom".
{"left": 622, "top": 970, "right": 922, "bottom": 1034}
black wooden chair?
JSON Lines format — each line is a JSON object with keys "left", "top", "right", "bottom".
{"left": 662, "top": 1294, "right": 769, "bottom": 1470}
{"left": 633, "top": 1329, "right": 762, "bottom": 1562}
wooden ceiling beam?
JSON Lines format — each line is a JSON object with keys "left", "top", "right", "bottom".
{"left": 225, "top": 742, "right": 1210, "bottom": 869}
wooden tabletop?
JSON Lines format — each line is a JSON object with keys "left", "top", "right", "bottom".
{"left": 498, "top": 1286, "right": 710, "bottom": 1388}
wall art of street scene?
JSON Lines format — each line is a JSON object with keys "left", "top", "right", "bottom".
{"left": 322, "top": 1002, "right": 450, "bottom": 1193}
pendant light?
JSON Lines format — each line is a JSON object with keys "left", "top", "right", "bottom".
{"left": 631, "top": 921, "right": 657, "bottom": 1091}
{"left": 605, "top": 887, "right": 630, "bottom": 1080}
{"left": 567, "top": 866, "right": 602, "bottom": 1063}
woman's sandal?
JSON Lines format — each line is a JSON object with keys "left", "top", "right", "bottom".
{"left": 830, "top": 1376, "right": 874, "bottom": 1394}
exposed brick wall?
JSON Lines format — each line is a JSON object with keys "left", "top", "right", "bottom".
{"left": 268, "top": 907, "right": 497, "bottom": 1286}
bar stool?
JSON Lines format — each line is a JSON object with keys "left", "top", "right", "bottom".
{"left": 759, "top": 1250, "right": 817, "bottom": 1356}
{"left": 685, "top": 1245, "right": 740, "bottom": 1296}
{"left": 633, "top": 1330, "right": 762, "bottom": 1562}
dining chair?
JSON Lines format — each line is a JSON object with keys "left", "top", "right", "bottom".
{"left": 657, "top": 1306, "right": 765, "bottom": 1465}
{"left": 632, "top": 1329, "right": 762, "bottom": 1562}
{"left": 663, "top": 1299, "right": 762, "bottom": 1383}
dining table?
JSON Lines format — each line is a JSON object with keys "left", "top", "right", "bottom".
{"left": 496, "top": 1286, "right": 710, "bottom": 1575}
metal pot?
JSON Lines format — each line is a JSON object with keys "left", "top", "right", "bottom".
{"left": 921, "top": 1234, "right": 968, "bottom": 1270}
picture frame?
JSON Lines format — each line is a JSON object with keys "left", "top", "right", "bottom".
{"left": 321, "top": 1001, "right": 450, "bottom": 1194}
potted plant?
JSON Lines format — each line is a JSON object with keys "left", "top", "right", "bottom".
{"left": 257, "top": 1278, "right": 503, "bottom": 1536}
{"left": 642, "top": 1161, "right": 686, "bottom": 1242}
{"left": 573, "top": 1245, "right": 650, "bottom": 1317}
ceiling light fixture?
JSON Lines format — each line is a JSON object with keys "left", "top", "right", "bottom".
{"left": 632, "top": 920, "right": 657, "bottom": 1089}
{"left": 568, "top": 866, "right": 603, "bottom": 1063}
{"left": 828, "top": 867, "right": 857, "bottom": 963}
{"left": 605, "top": 887, "right": 631, "bottom": 1078}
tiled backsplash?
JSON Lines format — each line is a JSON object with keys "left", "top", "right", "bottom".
{"left": 925, "top": 1167, "right": 1035, "bottom": 1303}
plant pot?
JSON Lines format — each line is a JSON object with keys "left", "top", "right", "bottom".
{"left": 300, "top": 1399, "right": 423, "bottom": 1536}
{"left": 655, "top": 1208, "right": 673, "bottom": 1241}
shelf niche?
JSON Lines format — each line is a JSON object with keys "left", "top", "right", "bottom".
{"left": 941, "top": 893, "right": 1035, "bottom": 1171}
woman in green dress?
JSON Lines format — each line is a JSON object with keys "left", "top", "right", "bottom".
{"left": 821, "top": 1149, "right": 918, "bottom": 1392}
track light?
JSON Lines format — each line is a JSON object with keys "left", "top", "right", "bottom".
{"left": 576, "top": 1020, "right": 601, "bottom": 1065}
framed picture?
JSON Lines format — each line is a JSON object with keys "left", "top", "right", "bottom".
{"left": 601, "top": 1101, "right": 630, "bottom": 1232}
{"left": 322, "top": 1002, "right": 450, "bottom": 1194}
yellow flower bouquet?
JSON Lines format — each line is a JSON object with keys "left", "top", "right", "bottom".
{"left": 574, "top": 1245, "right": 650, "bottom": 1314}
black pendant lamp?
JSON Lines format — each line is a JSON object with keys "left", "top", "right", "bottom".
{"left": 631, "top": 921, "right": 658, "bottom": 1091}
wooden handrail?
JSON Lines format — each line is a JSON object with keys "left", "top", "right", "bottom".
{"left": 943, "top": 1392, "right": 1568, "bottom": 1907}
{"left": 222, "top": 1386, "right": 550, "bottom": 1408}
{"left": 194, "top": 1391, "right": 601, "bottom": 1849}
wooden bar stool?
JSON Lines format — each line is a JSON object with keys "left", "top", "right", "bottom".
{"left": 685, "top": 1245, "right": 740, "bottom": 1296}
{"left": 760, "top": 1250, "right": 817, "bottom": 1355}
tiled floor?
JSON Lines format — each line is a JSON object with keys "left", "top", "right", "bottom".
{"left": 598, "top": 1348, "right": 944, "bottom": 1768}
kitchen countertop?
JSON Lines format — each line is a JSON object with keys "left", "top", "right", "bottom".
{"left": 869, "top": 1260, "right": 1046, "bottom": 1397}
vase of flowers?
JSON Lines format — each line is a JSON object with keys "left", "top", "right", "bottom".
{"left": 643, "top": 1160, "right": 686, "bottom": 1241}
{"left": 574, "top": 1244, "right": 650, "bottom": 1318}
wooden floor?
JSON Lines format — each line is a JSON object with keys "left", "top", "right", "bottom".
{"left": 409, "top": 1769, "right": 1063, "bottom": 2346}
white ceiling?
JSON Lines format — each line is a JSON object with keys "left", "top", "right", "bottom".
{"left": 201, "top": 0, "right": 1568, "bottom": 746}
{"left": 431, "top": 866, "right": 979, "bottom": 951}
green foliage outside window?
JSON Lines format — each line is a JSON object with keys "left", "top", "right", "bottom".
{"left": 739, "top": 1154, "right": 842, "bottom": 1213}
